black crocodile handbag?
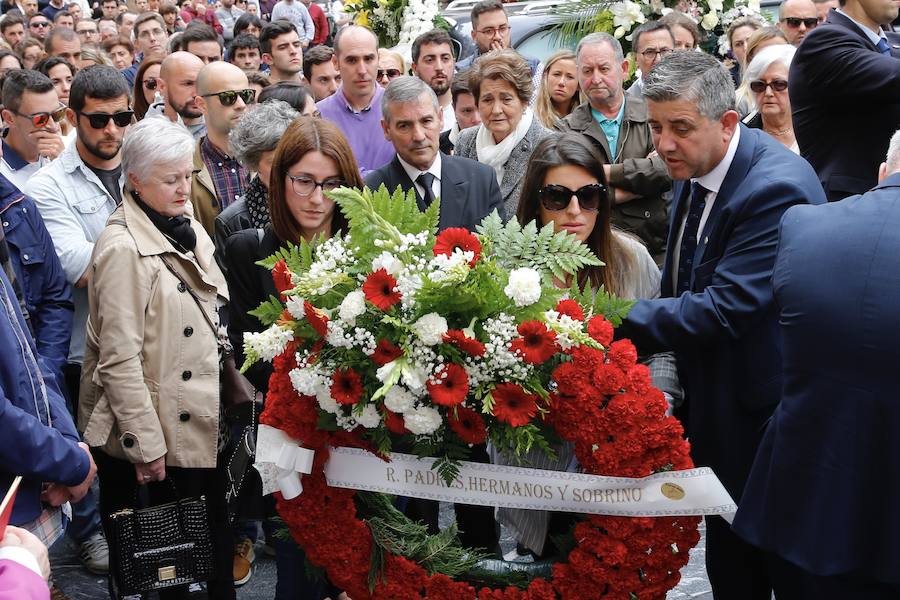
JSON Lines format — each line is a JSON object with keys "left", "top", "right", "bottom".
{"left": 107, "top": 481, "right": 214, "bottom": 598}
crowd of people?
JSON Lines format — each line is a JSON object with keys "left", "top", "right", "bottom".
{"left": 0, "top": 0, "right": 897, "bottom": 597}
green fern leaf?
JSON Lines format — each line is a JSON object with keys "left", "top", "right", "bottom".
{"left": 248, "top": 295, "right": 285, "bottom": 326}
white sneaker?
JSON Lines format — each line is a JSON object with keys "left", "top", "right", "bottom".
{"left": 79, "top": 530, "right": 110, "bottom": 574}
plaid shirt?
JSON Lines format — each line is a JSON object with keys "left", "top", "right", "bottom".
{"left": 199, "top": 136, "right": 249, "bottom": 212}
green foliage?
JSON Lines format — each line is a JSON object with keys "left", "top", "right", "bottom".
{"left": 565, "top": 281, "right": 635, "bottom": 327}
{"left": 258, "top": 237, "right": 315, "bottom": 273}
{"left": 411, "top": 431, "right": 470, "bottom": 486}
{"left": 248, "top": 295, "right": 287, "bottom": 327}
{"left": 553, "top": 3, "right": 616, "bottom": 51}
{"left": 476, "top": 213, "right": 602, "bottom": 282}
{"left": 489, "top": 423, "right": 558, "bottom": 465}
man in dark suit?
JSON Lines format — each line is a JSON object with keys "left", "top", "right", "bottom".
{"left": 617, "top": 52, "right": 826, "bottom": 599}
{"left": 789, "top": 0, "right": 900, "bottom": 200}
{"left": 733, "top": 131, "right": 900, "bottom": 599}
{"left": 365, "top": 75, "right": 502, "bottom": 554}
{"left": 365, "top": 76, "right": 504, "bottom": 231}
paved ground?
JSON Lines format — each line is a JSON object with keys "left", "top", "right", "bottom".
{"left": 51, "top": 514, "right": 711, "bottom": 599}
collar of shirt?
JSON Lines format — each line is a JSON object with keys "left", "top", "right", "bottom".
{"left": 1, "top": 140, "right": 28, "bottom": 171}
{"left": 836, "top": 8, "right": 888, "bottom": 46}
{"left": 200, "top": 135, "right": 237, "bottom": 164}
{"left": 693, "top": 125, "right": 741, "bottom": 195}
{"left": 397, "top": 152, "right": 441, "bottom": 198}
{"left": 336, "top": 84, "right": 381, "bottom": 114}
{"left": 590, "top": 100, "right": 625, "bottom": 129}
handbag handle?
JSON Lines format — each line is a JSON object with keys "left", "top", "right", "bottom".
{"left": 132, "top": 477, "right": 191, "bottom": 540}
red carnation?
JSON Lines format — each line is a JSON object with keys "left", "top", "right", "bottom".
{"left": 587, "top": 315, "right": 614, "bottom": 346}
{"left": 448, "top": 406, "right": 487, "bottom": 444}
{"left": 371, "top": 338, "right": 403, "bottom": 365}
{"left": 491, "top": 383, "right": 538, "bottom": 427}
{"left": 443, "top": 329, "right": 486, "bottom": 356}
{"left": 362, "top": 269, "right": 402, "bottom": 311}
{"left": 555, "top": 299, "right": 585, "bottom": 321}
{"left": 272, "top": 259, "right": 293, "bottom": 297}
{"left": 384, "top": 410, "right": 408, "bottom": 434}
{"left": 592, "top": 363, "right": 626, "bottom": 395}
{"left": 608, "top": 339, "right": 638, "bottom": 370}
{"left": 330, "top": 368, "right": 363, "bottom": 405}
{"left": 426, "top": 363, "right": 469, "bottom": 406}
{"left": 510, "top": 321, "right": 558, "bottom": 364}
{"left": 304, "top": 301, "right": 329, "bottom": 337}
{"left": 433, "top": 227, "right": 482, "bottom": 266}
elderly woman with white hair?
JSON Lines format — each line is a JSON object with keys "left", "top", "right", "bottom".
{"left": 742, "top": 44, "right": 799, "bottom": 153}
{"left": 78, "top": 118, "right": 236, "bottom": 600}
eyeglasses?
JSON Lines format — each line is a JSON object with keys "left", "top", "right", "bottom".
{"left": 29, "top": 21, "right": 50, "bottom": 28}
{"left": 749, "top": 79, "right": 789, "bottom": 93}
{"left": 476, "top": 24, "right": 509, "bottom": 37}
{"left": 137, "top": 26, "right": 165, "bottom": 40}
{"left": 143, "top": 77, "right": 158, "bottom": 90}
{"left": 377, "top": 68, "right": 401, "bottom": 79}
{"left": 76, "top": 28, "right": 97, "bottom": 35}
{"left": 288, "top": 175, "right": 345, "bottom": 197}
{"left": 12, "top": 105, "right": 67, "bottom": 128}
{"left": 78, "top": 110, "right": 134, "bottom": 129}
{"left": 639, "top": 46, "right": 673, "bottom": 59}
{"left": 538, "top": 183, "right": 607, "bottom": 212}
{"left": 781, "top": 17, "right": 818, "bottom": 28}
{"left": 200, "top": 88, "right": 256, "bottom": 106}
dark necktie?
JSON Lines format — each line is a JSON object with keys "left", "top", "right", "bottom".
{"left": 877, "top": 38, "right": 892, "bottom": 56}
{"left": 676, "top": 182, "right": 708, "bottom": 296}
{"left": 416, "top": 172, "right": 436, "bottom": 207}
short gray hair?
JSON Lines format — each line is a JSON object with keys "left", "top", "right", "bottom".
{"left": 745, "top": 44, "right": 796, "bottom": 86}
{"left": 576, "top": 32, "right": 624, "bottom": 64}
{"left": 642, "top": 51, "right": 735, "bottom": 120}
{"left": 228, "top": 100, "right": 299, "bottom": 170}
{"left": 122, "top": 117, "right": 195, "bottom": 187}
{"left": 381, "top": 75, "right": 440, "bottom": 123}
{"left": 886, "top": 129, "right": 900, "bottom": 172}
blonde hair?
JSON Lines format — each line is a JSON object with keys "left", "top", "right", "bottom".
{"left": 377, "top": 48, "right": 406, "bottom": 74}
{"left": 534, "top": 49, "right": 582, "bottom": 129}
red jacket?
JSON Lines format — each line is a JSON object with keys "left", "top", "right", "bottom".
{"left": 308, "top": 2, "right": 329, "bottom": 45}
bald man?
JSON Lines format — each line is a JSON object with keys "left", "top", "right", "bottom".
{"left": 155, "top": 51, "right": 206, "bottom": 140}
{"left": 191, "top": 61, "right": 252, "bottom": 234}
{"left": 778, "top": 0, "right": 819, "bottom": 45}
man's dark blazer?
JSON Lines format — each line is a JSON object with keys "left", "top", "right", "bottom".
{"left": 734, "top": 173, "right": 900, "bottom": 586}
{"left": 790, "top": 9, "right": 900, "bottom": 201}
{"left": 364, "top": 152, "right": 505, "bottom": 229}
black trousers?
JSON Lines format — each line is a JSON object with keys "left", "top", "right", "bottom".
{"left": 706, "top": 515, "right": 772, "bottom": 600}
{"left": 92, "top": 449, "right": 236, "bottom": 600}
{"left": 768, "top": 552, "right": 900, "bottom": 600}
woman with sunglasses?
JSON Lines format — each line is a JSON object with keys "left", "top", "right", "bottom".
{"left": 133, "top": 57, "right": 162, "bottom": 120}
{"left": 223, "top": 117, "right": 360, "bottom": 600}
{"left": 377, "top": 48, "right": 405, "bottom": 87}
{"left": 743, "top": 45, "right": 799, "bottom": 153}
{"left": 34, "top": 57, "right": 76, "bottom": 146}
{"left": 495, "top": 133, "right": 681, "bottom": 560}
{"left": 79, "top": 116, "right": 236, "bottom": 600}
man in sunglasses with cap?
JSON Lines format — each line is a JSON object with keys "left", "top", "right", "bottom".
{"left": 0, "top": 70, "right": 66, "bottom": 191}
{"left": 777, "top": 0, "right": 819, "bottom": 45}
{"left": 191, "top": 61, "right": 253, "bottom": 235}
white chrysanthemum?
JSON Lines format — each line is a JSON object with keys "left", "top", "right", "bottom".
{"left": 401, "top": 363, "right": 427, "bottom": 392}
{"left": 504, "top": 267, "right": 542, "bottom": 307}
{"left": 339, "top": 289, "right": 366, "bottom": 323}
{"left": 243, "top": 324, "right": 293, "bottom": 362}
{"left": 357, "top": 404, "right": 381, "bottom": 428}
{"left": 289, "top": 366, "right": 322, "bottom": 396}
{"left": 403, "top": 405, "right": 442, "bottom": 435}
{"left": 412, "top": 312, "right": 448, "bottom": 346}
{"left": 371, "top": 251, "right": 404, "bottom": 276}
{"left": 316, "top": 387, "right": 340, "bottom": 415}
{"left": 285, "top": 295, "right": 306, "bottom": 320}
{"left": 384, "top": 386, "right": 415, "bottom": 413}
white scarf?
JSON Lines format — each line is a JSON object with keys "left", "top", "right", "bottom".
{"left": 475, "top": 108, "right": 534, "bottom": 187}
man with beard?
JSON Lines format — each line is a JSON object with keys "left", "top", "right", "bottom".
{"left": 191, "top": 61, "right": 252, "bottom": 234}
{"left": 411, "top": 29, "right": 455, "bottom": 132}
{"left": 154, "top": 51, "right": 207, "bottom": 139}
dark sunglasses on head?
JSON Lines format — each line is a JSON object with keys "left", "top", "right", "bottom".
{"left": 13, "top": 105, "right": 67, "bottom": 129}
{"left": 377, "top": 68, "right": 401, "bottom": 79}
{"left": 200, "top": 88, "right": 256, "bottom": 106}
{"left": 538, "top": 183, "right": 607, "bottom": 212}
{"left": 78, "top": 110, "right": 135, "bottom": 129}
{"left": 749, "top": 79, "right": 789, "bottom": 93}
{"left": 143, "top": 77, "right": 157, "bottom": 90}
{"left": 781, "top": 17, "right": 818, "bottom": 28}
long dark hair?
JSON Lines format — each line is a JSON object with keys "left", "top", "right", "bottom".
{"left": 268, "top": 117, "right": 361, "bottom": 244}
{"left": 133, "top": 57, "right": 162, "bottom": 120}
{"left": 517, "top": 133, "right": 634, "bottom": 295}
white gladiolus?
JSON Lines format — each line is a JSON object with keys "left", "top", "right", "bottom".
{"left": 243, "top": 324, "right": 293, "bottom": 362}
{"left": 339, "top": 289, "right": 366, "bottom": 323}
{"left": 371, "top": 251, "right": 404, "bottom": 276}
{"left": 403, "top": 405, "right": 442, "bottom": 435}
{"left": 285, "top": 295, "right": 306, "bottom": 320}
{"left": 504, "top": 267, "right": 542, "bottom": 307}
{"left": 611, "top": 0, "right": 646, "bottom": 31}
{"left": 412, "top": 312, "right": 448, "bottom": 346}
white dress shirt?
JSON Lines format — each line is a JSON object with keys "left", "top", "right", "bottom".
{"left": 397, "top": 152, "right": 442, "bottom": 203}
{"left": 671, "top": 126, "right": 741, "bottom": 292}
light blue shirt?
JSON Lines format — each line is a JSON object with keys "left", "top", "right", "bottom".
{"left": 591, "top": 100, "right": 626, "bottom": 158}
{"left": 836, "top": 8, "right": 888, "bottom": 47}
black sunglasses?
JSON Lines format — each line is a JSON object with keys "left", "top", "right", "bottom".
{"left": 377, "top": 68, "right": 401, "bottom": 79}
{"left": 749, "top": 79, "right": 789, "bottom": 93}
{"left": 78, "top": 110, "right": 135, "bottom": 129}
{"left": 200, "top": 88, "right": 256, "bottom": 106}
{"left": 143, "top": 77, "right": 157, "bottom": 90}
{"left": 781, "top": 17, "right": 818, "bottom": 28}
{"left": 538, "top": 183, "right": 607, "bottom": 212}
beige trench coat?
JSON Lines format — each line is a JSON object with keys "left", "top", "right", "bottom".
{"left": 78, "top": 191, "right": 228, "bottom": 469}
